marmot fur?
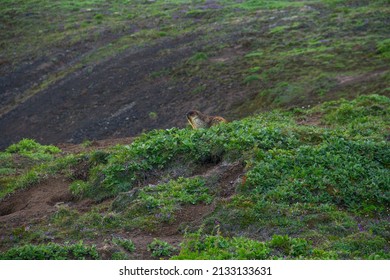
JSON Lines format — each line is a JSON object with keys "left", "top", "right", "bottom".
{"left": 186, "top": 110, "right": 227, "bottom": 129}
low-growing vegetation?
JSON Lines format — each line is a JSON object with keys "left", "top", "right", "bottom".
{"left": 0, "top": 241, "right": 99, "bottom": 260}
{"left": 112, "top": 237, "right": 136, "bottom": 253}
{"left": 175, "top": 231, "right": 389, "bottom": 260}
{"left": 1, "top": 94, "right": 389, "bottom": 259}
{"left": 148, "top": 239, "right": 178, "bottom": 258}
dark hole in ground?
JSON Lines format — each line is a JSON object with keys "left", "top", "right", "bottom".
{"left": 0, "top": 203, "right": 19, "bottom": 217}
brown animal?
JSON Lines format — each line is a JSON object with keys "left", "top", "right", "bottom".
{"left": 186, "top": 110, "right": 228, "bottom": 129}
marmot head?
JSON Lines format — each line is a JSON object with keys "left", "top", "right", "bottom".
{"left": 186, "top": 110, "right": 201, "bottom": 120}
{"left": 186, "top": 110, "right": 204, "bottom": 129}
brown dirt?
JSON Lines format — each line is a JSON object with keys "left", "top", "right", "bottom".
{"left": 295, "top": 111, "right": 324, "bottom": 126}
{"left": 0, "top": 176, "right": 93, "bottom": 231}
{"left": 336, "top": 70, "right": 388, "bottom": 86}
{"left": 57, "top": 136, "right": 134, "bottom": 154}
{"left": 201, "top": 161, "right": 246, "bottom": 198}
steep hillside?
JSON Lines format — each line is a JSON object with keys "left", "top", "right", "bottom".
{"left": 1, "top": 0, "right": 389, "bottom": 148}
{"left": 0, "top": 94, "right": 389, "bottom": 260}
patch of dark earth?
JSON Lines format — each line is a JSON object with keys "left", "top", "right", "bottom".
{"left": 0, "top": 24, "right": 262, "bottom": 150}
{"left": 0, "top": 27, "right": 138, "bottom": 113}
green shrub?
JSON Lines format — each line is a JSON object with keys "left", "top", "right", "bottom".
{"left": 0, "top": 242, "right": 99, "bottom": 260}
{"left": 92, "top": 113, "right": 297, "bottom": 199}
{"left": 149, "top": 111, "right": 158, "bottom": 120}
{"left": 12, "top": 169, "right": 41, "bottom": 190}
{"left": 51, "top": 207, "right": 79, "bottom": 227}
{"left": 377, "top": 39, "right": 390, "bottom": 59}
{"left": 269, "top": 234, "right": 291, "bottom": 255}
{"left": 290, "top": 238, "right": 311, "bottom": 257}
{"left": 175, "top": 232, "right": 322, "bottom": 260}
{"left": 69, "top": 180, "right": 89, "bottom": 198}
{"left": 1, "top": 154, "right": 80, "bottom": 200}
{"left": 112, "top": 237, "right": 135, "bottom": 253}
{"left": 245, "top": 138, "right": 390, "bottom": 212}
{"left": 270, "top": 25, "right": 288, "bottom": 34}
{"left": 174, "top": 231, "right": 270, "bottom": 260}
{"left": 147, "top": 239, "right": 177, "bottom": 258}
{"left": 6, "top": 139, "right": 61, "bottom": 159}
{"left": 267, "top": 235, "right": 312, "bottom": 258}
{"left": 244, "top": 74, "right": 261, "bottom": 84}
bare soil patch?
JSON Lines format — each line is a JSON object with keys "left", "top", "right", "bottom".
{"left": 295, "top": 112, "right": 324, "bottom": 126}
{"left": 58, "top": 137, "right": 134, "bottom": 154}
{"left": 336, "top": 70, "right": 388, "bottom": 86}
{"left": 0, "top": 176, "right": 92, "bottom": 232}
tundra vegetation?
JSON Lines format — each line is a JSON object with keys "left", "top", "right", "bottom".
{"left": 0, "top": 0, "right": 389, "bottom": 259}
{"left": 1, "top": 94, "right": 389, "bottom": 259}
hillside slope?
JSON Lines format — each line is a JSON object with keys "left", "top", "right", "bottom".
{"left": 0, "top": 94, "right": 389, "bottom": 260}
{"left": 1, "top": 0, "right": 389, "bottom": 149}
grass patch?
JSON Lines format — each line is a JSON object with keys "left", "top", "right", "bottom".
{"left": 6, "top": 138, "right": 60, "bottom": 160}
{"left": 187, "top": 52, "right": 209, "bottom": 64}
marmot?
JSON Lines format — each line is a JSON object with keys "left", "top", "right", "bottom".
{"left": 186, "top": 110, "right": 228, "bottom": 129}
